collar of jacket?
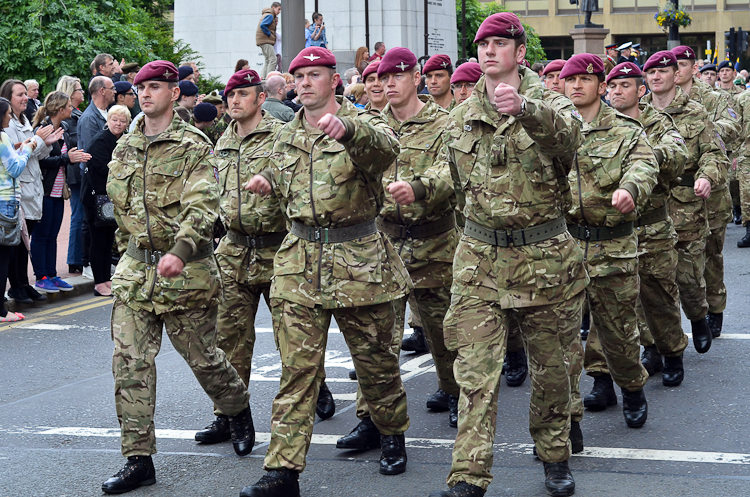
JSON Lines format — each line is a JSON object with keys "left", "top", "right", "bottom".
{"left": 581, "top": 100, "right": 618, "bottom": 133}
{"left": 129, "top": 111, "right": 188, "bottom": 150}
{"left": 637, "top": 102, "right": 664, "bottom": 130}
{"left": 461, "top": 66, "right": 543, "bottom": 128}
{"left": 219, "top": 111, "right": 277, "bottom": 151}
{"left": 381, "top": 94, "right": 445, "bottom": 128}
{"left": 276, "top": 96, "right": 357, "bottom": 153}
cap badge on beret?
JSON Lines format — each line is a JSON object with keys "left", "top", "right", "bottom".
{"left": 303, "top": 54, "right": 321, "bottom": 62}
{"left": 441, "top": 61, "right": 449, "bottom": 68}
{"left": 508, "top": 25, "right": 519, "bottom": 36}
{"left": 397, "top": 62, "right": 409, "bottom": 71}
{"left": 244, "top": 74, "right": 256, "bottom": 82}
{"left": 163, "top": 70, "right": 174, "bottom": 79}
{"left": 586, "top": 64, "right": 594, "bottom": 74}
{"left": 660, "top": 57, "right": 670, "bottom": 66}
{"left": 684, "top": 49, "right": 691, "bottom": 58}
{"left": 620, "top": 66, "right": 633, "bottom": 74}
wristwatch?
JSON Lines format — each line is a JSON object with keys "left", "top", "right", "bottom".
{"left": 514, "top": 97, "right": 527, "bottom": 117}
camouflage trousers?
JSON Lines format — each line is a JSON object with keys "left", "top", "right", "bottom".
{"left": 356, "top": 286, "right": 458, "bottom": 418}
{"left": 740, "top": 159, "right": 750, "bottom": 226}
{"left": 111, "top": 300, "right": 250, "bottom": 457}
{"left": 704, "top": 224, "right": 728, "bottom": 314}
{"left": 212, "top": 280, "right": 271, "bottom": 416}
{"left": 444, "top": 292, "right": 583, "bottom": 490}
{"left": 675, "top": 236, "right": 708, "bottom": 321}
{"left": 583, "top": 273, "right": 649, "bottom": 391}
{"left": 264, "top": 299, "right": 409, "bottom": 472}
{"left": 407, "top": 292, "right": 423, "bottom": 329}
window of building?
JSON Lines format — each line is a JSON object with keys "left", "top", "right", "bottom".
{"left": 726, "top": 0, "right": 750, "bottom": 11}
{"left": 683, "top": 0, "right": 716, "bottom": 10}
{"left": 540, "top": 36, "right": 575, "bottom": 60}
{"left": 503, "top": 0, "right": 549, "bottom": 16}
{"left": 556, "top": 0, "right": 578, "bottom": 15}
{"left": 612, "top": 0, "right": 659, "bottom": 13}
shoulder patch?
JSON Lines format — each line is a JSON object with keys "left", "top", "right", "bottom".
{"left": 716, "top": 132, "right": 726, "bottom": 152}
{"left": 728, "top": 108, "right": 737, "bottom": 119}
{"left": 570, "top": 109, "right": 583, "bottom": 122}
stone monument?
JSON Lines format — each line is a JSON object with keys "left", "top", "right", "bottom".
{"left": 568, "top": 0, "right": 608, "bottom": 56}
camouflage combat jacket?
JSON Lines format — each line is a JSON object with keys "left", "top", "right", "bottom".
{"left": 380, "top": 95, "right": 456, "bottom": 289}
{"left": 567, "top": 102, "right": 659, "bottom": 278}
{"left": 261, "top": 97, "right": 412, "bottom": 309}
{"left": 734, "top": 90, "right": 750, "bottom": 170}
{"left": 215, "top": 112, "right": 285, "bottom": 287}
{"left": 203, "top": 112, "right": 232, "bottom": 146}
{"left": 107, "top": 112, "right": 220, "bottom": 314}
{"left": 439, "top": 68, "right": 588, "bottom": 308}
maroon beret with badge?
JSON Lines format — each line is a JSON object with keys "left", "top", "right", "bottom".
{"left": 643, "top": 51, "right": 677, "bottom": 72}
{"left": 671, "top": 45, "right": 696, "bottom": 61}
{"left": 542, "top": 59, "right": 566, "bottom": 76}
{"left": 362, "top": 61, "right": 381, "bottom": 81}
{"left": 451, "top": 62, "right": 482, "bottom": 84}
{"left": 288, "top": 47, "right": 337, "bottom": 75}
{"left": 474, "top": 12, "right": 525, "bottom": 43}
{"left": 606, "top": 62, "right": 642, "bottom": 83}
{"left": 559, "top": 53, "right": 605, "bottom": 80}
{"left": 133, "top": 60, "right": 180, "bottom": 86}
{"left": 225, "top": 70, "right": 262, "bottom": 96}
{"left": 377, "top": 47, "right": 417, "bottom": 77}
{"left": 423, "top": 54, "right": 453, "bottom": 74}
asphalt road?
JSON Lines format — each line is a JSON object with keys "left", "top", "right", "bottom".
{"left": 1, "top": 223, "right": 750, "bottom": 497}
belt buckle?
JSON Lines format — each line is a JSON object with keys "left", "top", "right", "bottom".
{"left": 403, "top": 225, "right": 412, "bottom": 238}
{"left": 584, "top": 226, "right": 591, "bottom": 241}
{"left": 247, "top": 235, "right": 256, "bottom": 248}
{"left": 145, "top": 249, "right": 162, "bottom": 264}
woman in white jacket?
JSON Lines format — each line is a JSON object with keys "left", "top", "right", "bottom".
{"left": 0, "top": 79, "right": 62, "bottom": 304}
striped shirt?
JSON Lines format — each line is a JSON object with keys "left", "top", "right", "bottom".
{"left": 50, "top": 141, "right": 67, "bottom": 198}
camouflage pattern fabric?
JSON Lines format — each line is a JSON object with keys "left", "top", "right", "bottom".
{"left": 112, "top": 300, "right": 250, "bottom": 456}
{"left": 264, "top": 299, "right": 409, "bottom": 472}
{"left": 204, "top": 112, "right": 232, "bottom": 146}
{"left": 705, "top": 224, "right": 728, "bottom": 313}
{"left": 735, "top": 90, "right": 750, "bottom": 226}
{"left": 174, "top": 103, "right": 192, "bottom": 123}
{"left": 407, "top": 293, "right": 423, "bottom": 329}
{"left": 688, "top": 77, "right": 741, "bottom": 149}
{"left": 443, "top": 292, "right": 584, "bottom": 490}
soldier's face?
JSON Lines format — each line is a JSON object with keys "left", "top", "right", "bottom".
{"left": 565, "top": 74, "right": 605, "bottom": 108}
{"left": 364, "top": 73, "right": 386, "bottom": 108}
{"left": 137, "top": 81, "right": 180, "bottom": 118}
{"left": 701, "top": 71, "right": 717, "bottom": 86}
{"left": 227, "top": 86, "right": 265, "bottom": 122}
{"left": 645, "top": 66, "right": 676, "bottom": 95}
{"left": 674, "top": 60, "right": 694, "bottom": 85}
{"left": 181, "top": 94, "right": 198, "bottom": 110}
{"left": 426, "top": 70, "right": 451, "bottom": 98}
{"left": 607, "top": 78, "right": 645, "bottom": 113}
{"left": 719, "top": 67, "right": 735, "bottom": 84}
{"left": 381, "top": 70, "right": 420, "bottom": 107}
{"left": 544, "top": 71, "right": 564, "bottom": 94}
{"left": 477, "top": 36, "right": 525, "bottom": 78}
{"left": 294, "top": 67, "right": 338, "bottom": 110}
{"left": 451, "top": 82, "right": 475, "bottom": 104}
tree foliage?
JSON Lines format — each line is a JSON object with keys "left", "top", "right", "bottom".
{"left": 456, "top": 0, "right": 546, "bottom": 64}
{"left": 0, "top": 0, "right": 199, "bottom": 95}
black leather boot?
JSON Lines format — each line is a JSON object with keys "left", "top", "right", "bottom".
{"left": 316, "top": 381, "right": 335, "bottom": 420}
{"left": 662, "top": 354, "right": 684, "bottom": 387}
{"left": 336, "top": 417, "right": 380, "bottom": 450}
{"left": 401, "top": 326, "right": 429, "bottom": 353}
{"left": 706, "top": 312, "right": 723, "bottom": 338}
{"left": 228, "top": 406, "right": 255, "bottom": 456}
{"left": 570, "top": 420, "right": 583, "bottom": 454}
{"left": 428, "top": 482, "right": 486, "bottom": 497}
{"left": 349, "top": 369, "right": 357, "bottom": 380}
{"left": 733, "top": 206, "right": 742, "bottom": 225}
{"left": 426, "top": 389, "right": 450, "bottom": 411}
{"left": 102, "top": 456, "right": 156, "bottom": 494}
{"left": 580, "top": 312, "right": 590, "bottom": 341}
{"left": 448, "top": 395, "right": 459, "bottom": 428}
{"left": 738, "top": 225, "right": 750, "bottom": 248}
{"left": 622, "top": 388, "right": 648, "bottom": 428}
{"left": 691, "top": 318, "right": 712, "bottom": 353}
{"left": 583, "top": 374, "right": 617, "bottom": 411}
{"left": 239, "top": 469, "right": 300, "bottom": 497}
{"left": 195, "top": 415, "right": 230, "bottom": 444}
{"left": 543, "top": 461, "right": 575, "bottom": 497}
{"left": 504, "top": 348, "right": 528, "bottom": 387}
{"left": 379, "top": 434, "right": 407, "bottom": 475}
{"left": 640, "top": 345, "right": 663, "bottom": 376}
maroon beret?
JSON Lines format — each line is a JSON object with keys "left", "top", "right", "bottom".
{"left": 559, "top": 53, "right": 605, "bottom": 80}
{"left": 474, "top": 12, "right": 524, "bottom": 43}
{"left": 288, "top": 47, "right": 337, "bottom": 75}
{"left": 671, "top": 45, "right": 696, "bottom": 61}
{"left": 362, "top": 60, "right": 380, "bottom": 81}
{"left": 606, "top": 62, "right": 642, "bottom": 83}
{"left": 377, "top": 47, "right": 417, "bottom": 76}
{"left": 643, "top": 51, "right": 677, "bottom": 72}
{"left": 133, "top": 60, "right": 179, "bottom": 86}
{"left": 423, "top": 54, "right": 453, "bottom": 74}
{"left": 451, "top": 62, "right": 482, "bottom": 84}
{"left": 542, "top": 59, "right": 566, "bottom": 76}
{"left": 225, "top": 70, "right": 262, "bottom": 95}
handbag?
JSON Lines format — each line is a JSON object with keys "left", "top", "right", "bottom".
{"left": 0, "top": 180, "right": 21, "bottom": 246}
{"left": 94, "top": 194, "right": 117, "bottom": 227}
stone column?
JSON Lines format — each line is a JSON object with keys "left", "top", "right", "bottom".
{"left": 569, "top": 27, "right": 610, "bottom": 57}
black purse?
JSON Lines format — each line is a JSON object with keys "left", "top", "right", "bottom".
{"left": 0, "top": 180, "right": 21, "bottom": 246}
{"left": 94, "top": 194, "right": 117, "bottom": 227}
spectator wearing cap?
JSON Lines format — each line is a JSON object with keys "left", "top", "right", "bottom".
{"left": 700, "top": 64, "right": 718, "bottom": 88}
{"left": 369, "top": 41, "right": 386, "bottom": 61}
{"left": 174, "top": 80, "right": 199, "bottom": 122}
{"left": 616, "top": 42, "right": 635, "bottom": 64}
{"left": 257, "top": 2, "right": 281, "bottom": 79}
{"left": 178, "top": 65, "right": 195, "bottom": 83}
{"left": 361, "top": 60, "right": 386, "bottom": 111}
{"left": 114, "top": 82, "right": 136, "bottom": 110}
{"left": 261, "top": 74, "right": 295, "bottom": 122}
{"left": 542, "top": 59, "right": 566, "bottom": 94}
{"left": 605, "top": 43, "right": 618, "bottom": 70}
{"left": 450, "top": 61, "right": 481, "bottom": 104}
{"left": 120, "top": 63, "right": 141, "bottom": 84}
{"left": 422, "top": 54, "right": 454, "bottom": 110}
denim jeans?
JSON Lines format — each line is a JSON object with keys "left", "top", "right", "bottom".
{"left": 0, "top": 198, "right": 19, "bottom": 218}
{"left": 66, "top": 182, "right": 84, "bottom": 266}
{"left": 30, "top": 196, "right": 64, "bottom": 279}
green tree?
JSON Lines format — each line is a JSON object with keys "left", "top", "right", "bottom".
{"left": 456, "top": 0, "right": 546, "bottom": 64}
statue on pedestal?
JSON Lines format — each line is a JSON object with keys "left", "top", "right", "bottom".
{"left": 570, "top": 0, "right": 602, "bottom": 28}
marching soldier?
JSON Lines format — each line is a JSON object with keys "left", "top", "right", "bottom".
{"left": 241, "top": 47, "right": 412, "bottom": 497}
{"left": 430, "top": 13, "right": 588, "bottom": 497}
{"left": 736, "top": 89, "right": 750, "bottom": 247}
{"left": 423, "top": 54, "right": 456, "bottom": 110}
{"left": 542, "top": 59, "right": 566, "bottom": 94}
{"left": 450, "top": 62, "right": 482, "bottom": 105}
{"left": 102, "top": 61, "right": 254, "bottom": 494}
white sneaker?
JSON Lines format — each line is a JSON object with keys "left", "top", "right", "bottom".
{"left": 82, "top": 266, "right": 94, "bottom": 280}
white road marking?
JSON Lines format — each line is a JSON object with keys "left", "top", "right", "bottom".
{"left": 15, "top": 324, "right": 75, "bottom": 330}
{"left": 20, "top": 427, "right": 750, "bottom": 465}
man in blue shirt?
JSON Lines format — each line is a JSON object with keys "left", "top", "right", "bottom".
{"left": 305, "top": 12, "right": 327, "bottom": 48}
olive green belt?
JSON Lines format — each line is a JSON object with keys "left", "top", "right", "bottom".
{"left": 464, "top": 217, "right": 567, "bottom": 247}
{"left": 377, "top": 213, "right": 456, "bottom": 239}
{"left": 678, "top": 174, "right": 695, "bottom": 187}
{"left": 227, "top": 229, "right": 288, "bottom": 249}
{"left": 290, "top": 219, "right": 378, "bottom": 243}
{"left": 126, "top": 237, "right": 213, "bottom": 264}
{"left": 568, "top": 221, "right": 634, "bottom": 242}
{"left": 635, "top": 205, "right": 669, "bottom": 227}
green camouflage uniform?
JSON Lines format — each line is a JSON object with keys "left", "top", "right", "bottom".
{"left": 568, "top": 102, "right": 657, "bottom": 392}
{"left": 642, "top": 86, "right": 728, "bottom": 322}
{"left": 204, "top": 112, "right": 232, "bottom": 146}
{"left": 106, "top": 112, "right": 250, "bottom": 457}
{"left": 439, "top": 68, "right": 588, "bottom": 491}
{"left": 735, "top": 90, "right": 750, "bottom": 228}
{"left": 583, "top": 103, "right": 689, "bottom": 374}
{"left": 210, "top": 112, "right": 286, "bottom": 416}
{"left": 718, "top": 85, "right": 745, "bottom": 209}
{"left": 259, "top": 97, "right": 412, "bottom": 472}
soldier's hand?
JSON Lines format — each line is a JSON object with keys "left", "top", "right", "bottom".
{"left": 387, "top": 181, "right": 416, "bottom": 206}
{"left": 493, "top": 83, "right": 523, "bottom": 116}
{"left": 732, "top": 158, "right": 737, "bottom": 171}
{"left": 612, "top": 189, "right": 635, "bottom": 214}
{"left": 694, "top": 178, "right": 711, "bottom": 199}
{"left": 245, "top": 175, "right": 272, "bottom": 196}
{"left": 157, "top": 254, "right": 184, "bottom": 278}
{"left": 317, "top": 114, "right": 346, "bottom": 140}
